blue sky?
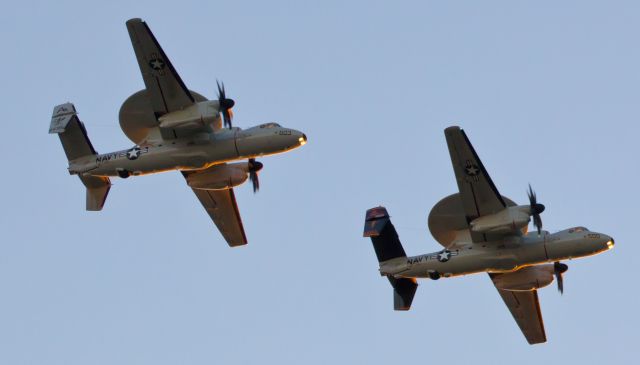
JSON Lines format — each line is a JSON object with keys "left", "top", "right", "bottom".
{"left": 1, "top": 1, "right": 638, "bottom": 363}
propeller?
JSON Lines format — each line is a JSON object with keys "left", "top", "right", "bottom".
{"left": 248, "top": 158, "right": 263, "bottom": 193}
{"left": 216, "top": 80, "right": 235, "bottom": 128}
{"left": 554, "top": 261, "right": 569, "bottom": 294}
{"left": 527, "top": 184, "right": 545, "bottom": 235}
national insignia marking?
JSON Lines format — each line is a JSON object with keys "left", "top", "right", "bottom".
{"left": 437, "top": 250, "right": 452, "bottom": 262}
{"left": 148, "top": 58, "right": 165, "bottom": 71}
{"left": 127, "top": 147, "right": 141, "bottom": 160}
{"left": 465, "top": 161, "right": 480, "bottom": 176}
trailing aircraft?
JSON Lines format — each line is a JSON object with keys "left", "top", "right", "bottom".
{"left": 363, "top": 126, "right": 614, "bottom": 344}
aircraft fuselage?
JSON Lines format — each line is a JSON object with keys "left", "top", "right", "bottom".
{"left": 67, "top": 125, "right": 306, "bottom": 177}
{"left": 380, "top": 228, "right": 614, "bottom": 279}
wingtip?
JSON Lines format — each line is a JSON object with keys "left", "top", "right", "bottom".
{"left": 444, "top": 125, "right": 462, "bottom": 133}
{"left": 228, "top": 241, "right": 248, "bottom": 248}
{"left": 527, "top": 337, "right": 547, "bottom": 345}
{"left": 126, "top": 18, "right": 144, "bottom": 25}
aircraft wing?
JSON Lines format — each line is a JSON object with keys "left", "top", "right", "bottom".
{"left": 126, "top": 18, "right": 195, "bottom": 117}
{"left": 444, "top": 126, "right": 507, "bottom": 242}
{"left": 489, "top": 274, "right": 547, "bottom": 344}
{"left": 182, "top": 171, "right": 248, "bottom": 247}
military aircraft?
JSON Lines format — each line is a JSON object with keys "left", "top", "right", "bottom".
{"left": 49, "top": 18, "right": 307, "bottom": 247}
{"left": 363, "top": 126, "right": 614, "bottom": 344}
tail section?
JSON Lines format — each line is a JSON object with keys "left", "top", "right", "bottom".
{"left": 50, "top": 103, "right": 111, "bottom": 211}
{"left": 79, "top": 175, "right": 111, "bottom": 211}
{"left": 49, "top": 103, "right": 97, "bottom": 161}
{"left": 364, "top": 207, "right": 417, "bottom": 310}
{"left": 363, "top": 207, "right": 407, "bottom": 262}
{"left": 387, "top": 276, "right": 418, "bottom": 311}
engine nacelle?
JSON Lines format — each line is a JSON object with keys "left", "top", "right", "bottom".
{"left": 157, "top": 100, "right": 220, "bottom": 130}
{"left": 492, "top": 265, "right": 555, "bottom": 291}
{"left": 470, "top": 205, "right": 530, "bottom": 234}
{"left": 186, "top": 163, "right": 248, "bottom": 190}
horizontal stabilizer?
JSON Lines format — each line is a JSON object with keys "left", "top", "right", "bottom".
{"left": 388, "top": 276, "right": 418, "bottom": 311}
{"left": 79, "top": 175, "right": 111, "bottom": 211}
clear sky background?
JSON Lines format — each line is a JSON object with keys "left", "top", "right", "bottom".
{"left": 1, "top": 0, "right": 638, "bottom": 363}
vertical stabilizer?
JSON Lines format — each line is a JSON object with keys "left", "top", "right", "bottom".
{"left": 50, "top": 103, "right": 97, "bottom": 161}
{"left": 388, "top": 277, "right": 418, "bottom": 311}
{"left": 364, "top": 207, "right": 417, "bottom": 310}
{"left": 50, "top": 103, "right": 111, "bottom": 211}
{"left": 363, "top": 207, "right": 407, "bottom": 262}
{"left": 79, "top": 175, "right": 111, "bottom": 211}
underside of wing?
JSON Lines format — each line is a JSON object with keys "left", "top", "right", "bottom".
{"left": 444, "top": 126, "right": 509, "bottom": 243}
{"left": 489, "top": 274, "right": 547, "bottom": 344}
{"left": 126, "top": 18, "right": 195, "bottom": 117}
{"left": 182, "top": 171, "right": 247, "bottom": 247}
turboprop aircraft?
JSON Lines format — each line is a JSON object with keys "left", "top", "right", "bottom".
{"left": 363, "top": 126, "right": 614, "bottom": 344}
{"left": 49, "top": 18, "right": 307, "bottom": 247}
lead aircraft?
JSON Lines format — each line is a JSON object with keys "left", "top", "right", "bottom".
{"left": 363, "top": 126, "right": 614, "bottom": 344}
{"left": 50, "top": 18, "right": 307, "bottom": 247}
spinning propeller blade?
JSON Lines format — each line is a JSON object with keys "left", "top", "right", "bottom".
{"left": 554, "top": 262, "right": 568, "bottom": 294}
{"left": 248, "top": 158, "right": 263, "bottom": 193}
{"left": 527, "top": 184, "right": 545, "bottom": 235}
{"left": 216, "top": 80, "right": 235, "bottom": 128}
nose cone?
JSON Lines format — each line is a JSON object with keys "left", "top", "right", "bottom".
{"left": 605, "top": 236, "right": 615, "bottom": 250}
{"left": 298, "top": 132, "right": 307, "bottom": 146}
{"left": 594, "top": 234, "right": 615, "bottom": 253}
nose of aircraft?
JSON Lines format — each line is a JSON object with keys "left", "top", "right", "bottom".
{"left": 297, "top": 132, "right": 307, "bottom": 146}
{"left": 595, "top": 234, "right": 615, "bottom": 251}
{"left": 605, "top": 236, "right": 615, "bottom": 250}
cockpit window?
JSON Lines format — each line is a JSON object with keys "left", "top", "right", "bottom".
{"left": 568, "top": 227, "right": 589, "bottom": 233}
{"left": 259, "top": 122, "right": 281, "bottom": 129}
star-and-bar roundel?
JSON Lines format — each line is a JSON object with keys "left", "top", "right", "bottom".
{"left": 126, "top": 146, "right": 141, "bottom": 160}
{"left": 464, "top": 160, "right": 480, "bottom": 177}
{"left": 148, "top": 58, "right": 165, "bottom": 71}
{"left": 437, "top": 250, "right": 452, "bottom": 263}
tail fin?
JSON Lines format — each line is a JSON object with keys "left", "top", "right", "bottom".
{"left": 49, "top": 103, "right": 97, "bottom": 161}
{"left": 364, "top": 207, "right": 417, "bottom": 310}
{"left": 363, "top": 207, "right": 407, "bottom": 262}
{"left": 387, "top": 276, "right": 418, "bottom": 311}
{"left": 50, "top": 103, "right": 111, "bottom": 211}
{"left": 79, "top": 175, "right": 111, "bottom": 211}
